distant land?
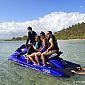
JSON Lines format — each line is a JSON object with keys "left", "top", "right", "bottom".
{"left": 54, "top": 22, "right": 85, "bottom": 40}
{"left": 5, "top": 22, "right": 85, "bottom": 41}
{"left": 5, "top": 36, "right": 27, "bottom": 41}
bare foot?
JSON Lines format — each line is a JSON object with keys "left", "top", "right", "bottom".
{"left": 33, "top": 63, "right": 38, "bottom": 66}
{"left": 37, "top": 63, "right": 40, "bottom": 66}
{"left": 71, "top": 70, "right": 77, "bottom": 74}
{"left": 77, "top": 67, "right": 82, "bottom": 70}
{"left": 43, "top": 64, "right": 47, "bottom": 67}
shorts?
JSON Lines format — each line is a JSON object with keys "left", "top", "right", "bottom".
{"left": 42, "top": 50, "right": 57, "bottom": 56}
{"left": 40, "top": 48, "right": 47, "bottom": 53}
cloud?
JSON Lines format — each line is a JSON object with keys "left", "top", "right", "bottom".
{"left": 80, "top": 5, "right": 83, "bottom": 8}
{"left": 0, "top": 12, "right": 85, "bottom": 39}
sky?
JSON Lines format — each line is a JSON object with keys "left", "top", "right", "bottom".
{"left": 0, "top": 0, "right": 85, "bottom": 39}
{"left": 0, "top": 0, "right": 85, "bottom": 21}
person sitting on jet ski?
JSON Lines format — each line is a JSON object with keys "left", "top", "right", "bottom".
{"left": 41, "top": 31, "right": 59, "bottom": 66}
{"left": 26, "top": 35, "right": 42, "bottom": 63}
{"left": 34, "top": 31, "right": 48, "bottom": 65}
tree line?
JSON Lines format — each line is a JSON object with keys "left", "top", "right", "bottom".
{"left": 54, "top": 22, "right": 85, "bottom": 39}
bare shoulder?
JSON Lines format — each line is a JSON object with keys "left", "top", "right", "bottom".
{"left": 49, "top": 38, "right": 53, "bottom": 42}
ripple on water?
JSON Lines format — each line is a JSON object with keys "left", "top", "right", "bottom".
{"left": 0, "top": 40, "right": 85, "bottom": 85}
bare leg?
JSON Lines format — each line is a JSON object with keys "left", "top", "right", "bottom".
{"left": 28, "top": 53, "right": 37, "bottom": 65}
{"left": 26, "top": 55, "right": 31, "bottom": 63}
{"left": 35, "top": 52, "right": 41, "bottom": 65}
{"left": 29, "top": 56, "right": 37, "bottom": 65}
{"left": 71, "top": 70, "right": 85, "bottom": 75}
{"left": 76, "top": 72, "right": 85, "bottom": 75}
{"left": 71, "top": 67, "right": 85, "bottom": 75}
{"left": 81, "top": 67, "right": 85, "bottom": 70}
{"left": 41, "top": 52, "right": 47, "bottom": 66}
{"left": 41, "top": 50, "right": 58, "bottom": 66}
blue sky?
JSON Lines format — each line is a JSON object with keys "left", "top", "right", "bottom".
{"left": 0, "top": 0, "right": 85, "bottom": 39}
{"left": 0, "top": 0, "right": 85, "bottom": 22}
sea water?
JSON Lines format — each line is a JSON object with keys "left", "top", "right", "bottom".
{"left": 0, "top": 40, "right": 85, "bottom": 85}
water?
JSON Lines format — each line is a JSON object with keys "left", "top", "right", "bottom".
{"left": 0, "top": 40, "right": 85, "bottom": 85}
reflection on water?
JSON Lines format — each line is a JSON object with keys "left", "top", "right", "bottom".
{"left": 0, "top": 40, "right": 85, "bottom": 85}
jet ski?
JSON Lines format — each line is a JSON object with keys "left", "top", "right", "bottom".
{"left": 9, "top": 44, "right": 81, "bottom": 78}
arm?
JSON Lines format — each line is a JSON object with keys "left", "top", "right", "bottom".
{"left": 47, "top": 38, "right": 54, "bottom": 51}
{"left": 26, "top": 32, "right": 30, "bottom": 46}
{"left": 39, "top": 39, "right": 47, "bottom": 52}
{"left": 26, "top": 37, "right": 29, "bottom": 46}
{"left": 33, "top": 45, "right": 37, "bottom": 50}
{"left": 32, "top": 43, "right": 38, "bottom": 51}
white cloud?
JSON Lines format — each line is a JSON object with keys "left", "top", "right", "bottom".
{"left": 80, "top": 5, "right": 83, "bottom": 8}
{"left": 0, "top": 12, "right": 85, "bottom": 39}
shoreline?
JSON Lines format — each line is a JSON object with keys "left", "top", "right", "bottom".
{"left": 1, "top": 39, "right": 85, "bottom": 42}
{"left": 67, "top": 39, "right": 85, "bottom": 40}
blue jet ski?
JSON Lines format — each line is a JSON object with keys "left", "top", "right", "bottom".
{"left": 9, "top": 44, "right": 81, "bottom": 78}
